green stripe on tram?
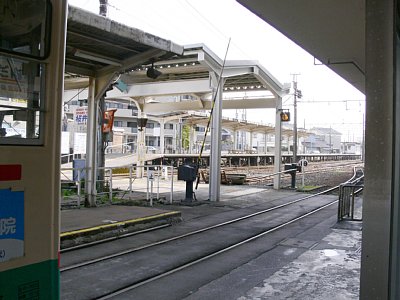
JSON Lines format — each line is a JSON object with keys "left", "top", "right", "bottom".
{"left": 0, "top": 259, "right": 59, "bottom": 299}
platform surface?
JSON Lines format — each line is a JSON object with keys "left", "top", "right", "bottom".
{"left": 60, "top": 184, "right": 362, "bottom": 299}
{"left": 61, "top": 205, "right": 178, "bottom": 234}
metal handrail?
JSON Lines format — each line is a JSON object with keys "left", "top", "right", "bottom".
{"left": 337, "top": 167, "right": 364, "bottom": 221}
{"left": 60, "top": 164, "right": 175, "bottom": 207}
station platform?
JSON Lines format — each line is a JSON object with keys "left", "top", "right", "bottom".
{"left": 59, "top": 185, "right": 362, "bottom": 298}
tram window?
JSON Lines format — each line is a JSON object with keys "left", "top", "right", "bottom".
{"left": 0, "top": 0, "right": 51, "bottom": 59}
{"left": 0, "top": 54, "right": 45, "bottom": 145}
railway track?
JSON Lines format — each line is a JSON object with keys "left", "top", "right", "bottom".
{"left": 244, "top": 161, "right": 363, "bottom": 185}
{"left": 223, "top": 160, "right": 362, "bottom": 173}
{"left": 60, "top": 167, "right": 363, "bottom": 299}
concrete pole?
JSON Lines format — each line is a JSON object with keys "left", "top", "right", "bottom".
{"left": 159, "top": 119, "right": 165, "bottom": 154}
{"left": 273, "top": 96, "right": 282, "bottom": 189}
{"left": 173, "top": 122, "right": 177, "bottom": 153}
{"left": 293, "top": 85, "right": 298, "bottom": 162}
{"left": 209, "top": 75, "right": 225, "bottom": 201}
{"left": 99, "top": 0, "right": 108, "bottom": 16}
{"left": 178, "top": 118, "right": 182, "bottom": 153}
{"left": 292, "top": 75, "right": 300, "bottom": 163}
{"left": 85, "top": 78, "right": 98, "bottom": 206}
{"left": 233, "top": 129, "right": 237, "bottom": 151}
{"left": 264, "top": 132, "right": 268, "bottom": 154}
{"left": 136, "top": 111, "right": 146, "bottom": 178}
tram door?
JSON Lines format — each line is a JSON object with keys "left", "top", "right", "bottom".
{"left": 0, "top": 0, "right": 67, "bottom": 298}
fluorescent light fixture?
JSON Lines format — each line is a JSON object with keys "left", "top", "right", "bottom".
{"left": 74, "top": 49, "right": 122, "bottom": 66}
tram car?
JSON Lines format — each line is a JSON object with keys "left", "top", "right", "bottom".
{"left": 0, "top": 0, "right": 67, "bottom": 298}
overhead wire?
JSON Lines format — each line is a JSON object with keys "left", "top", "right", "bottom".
{"left": 107, "top": 1, "right": 193, "bottom": 44}
{"left": 181, "top": 0, "right": 253, "bottom": 60}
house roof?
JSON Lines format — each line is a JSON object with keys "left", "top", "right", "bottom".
{"left": 310, "top": 127, "right": 342, "bottom": 135}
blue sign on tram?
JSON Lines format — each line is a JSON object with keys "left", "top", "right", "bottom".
{"left": 0, "top": 189, "right": 24, "bottom": 262}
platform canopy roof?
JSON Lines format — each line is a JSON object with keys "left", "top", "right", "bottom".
{"left": 64, "top": 6, "right": 184, "bottom": 86}
{"left": 236, "top": 0, "right": 365, "bottom": 93}
{"left": 183, "top": 113, "right": 308, "bottom": 137}
{"left": 185, "top": 113, "right": 308, "bottom": 137}
{"left": 146, "top": 111, "right": 307, "bottom": 138}
{"left": 105, "top": 44, "right": 289, "bottom": 114}
{"left": 63, "top": 6, "right": 292, "bottom": 136}
{"left": 64, "top": 8, "right": 288, "bottom": 114}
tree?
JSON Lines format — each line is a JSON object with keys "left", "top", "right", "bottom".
{"left": 182, "top": 125, "right": 190, "bottom": 151}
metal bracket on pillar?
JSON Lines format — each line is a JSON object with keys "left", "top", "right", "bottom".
{"left": 136, "top": 109, "right": 147, "bottom": 178}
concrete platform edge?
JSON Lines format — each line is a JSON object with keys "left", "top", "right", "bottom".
{"left": 60, "top": 211, "right": 181, "bottom": 240}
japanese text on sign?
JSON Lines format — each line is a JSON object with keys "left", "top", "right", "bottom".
{"left": 0, "top": 217, "right": 16, "bottom": 235}
{"left": 74, "top": 107, "right": 88, "bottom": 125}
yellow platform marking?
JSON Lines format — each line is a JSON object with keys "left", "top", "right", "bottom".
{"left": 60, "top": 211, "right": 180, "bottom": 238}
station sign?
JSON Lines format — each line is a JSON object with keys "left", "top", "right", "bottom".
{"left": 299, "top": 159, "right": 308, "bottom": 167}
{"left": 74, "top": 106, "right": 88, "bottom": 133}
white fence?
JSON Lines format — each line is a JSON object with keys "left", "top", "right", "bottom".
{"left": 60, "top": 164, "right": 176, "bottom": 207}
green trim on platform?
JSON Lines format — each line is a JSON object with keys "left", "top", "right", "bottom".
{"left": 0, "top": 259, "right": 59, "bottom": 299}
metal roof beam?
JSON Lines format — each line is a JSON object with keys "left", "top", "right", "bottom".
{"left": 253, "top": 66, "right": 287, "bottom": 97}
{"left": 185, "top": 45, "right": 286, "bottom": 97}
{"left": 137, "top": 97, "right": 276, "bottom": 113}
{"left": 222, "top": 66, "right": 255, "bottom": 78}
{"left": 191, "top": 49, "right": 222, "bottom": 75}
{"left": 64, "top": 77, "right": 90, "bottom": 90}
{"left": 222, "top": 97, "right": 276, "bottom": 109}
{"left": 98, "top": 48, "right": 167, "bottom": 77}
{"left": 65, "top": 65, "right": 95, "bottom": 78}
{"left": 142, "top": 100, "right": 206, "bottom": 113}
{"left": 106, "top": 78, "right": 211, "bottom": 98}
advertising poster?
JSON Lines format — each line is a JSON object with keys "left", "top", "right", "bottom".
{"left": 0, "top": 189, "right": 24, "bottom": 263}
{"left": 73, "top": 132, "right": 87, "bottom": 154}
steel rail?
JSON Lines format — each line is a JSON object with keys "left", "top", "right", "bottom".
{"left": 247, "top": 162, "right": 363, "bottom": 184}
{"left": 95, "top": 167, "right": 364, "bottom": 299}
{"left": 61, "top": 184, "right": 341, "bottom": 272}
{"left": 253, "top": 161, "right": 362, "bottom": 176}
{"left": 61, "top": 166, "right": 364, "bottom": 271}
{"left": 95, "top": 199, "right": 340, "bottom": 300}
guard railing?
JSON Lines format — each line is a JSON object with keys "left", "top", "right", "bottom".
{"left": 60, "top": 164, "right": 175, "bottom": 208}
{"left": 337, "top": 168, "right": 364, "bottom": 221}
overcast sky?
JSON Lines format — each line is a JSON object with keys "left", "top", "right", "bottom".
{"left": 69, "top": 0, "right": 365, "bottom": 142}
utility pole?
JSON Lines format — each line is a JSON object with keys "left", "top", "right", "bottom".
{"left": 99, "top": 0, "right": 108, "bottom": 17}
{"left": 291, "top": 74, "right": 301, "bottom": 163}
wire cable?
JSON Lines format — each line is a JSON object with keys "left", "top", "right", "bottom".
{"left": 195, "top": 38, "right": 231, "bottom": 190}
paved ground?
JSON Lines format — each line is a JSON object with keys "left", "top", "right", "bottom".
{"left": 60, "top": 182, "right": 362, "bottom": 299}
